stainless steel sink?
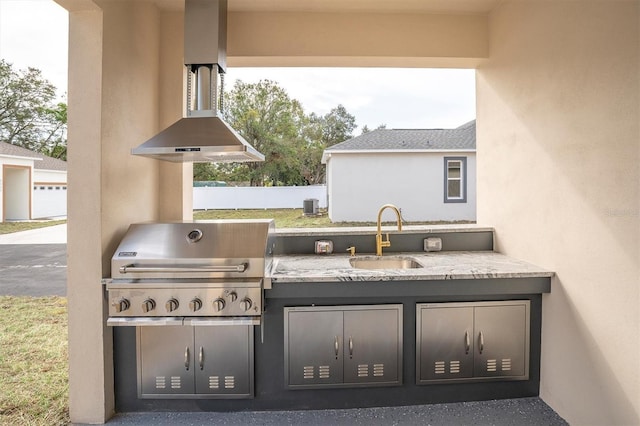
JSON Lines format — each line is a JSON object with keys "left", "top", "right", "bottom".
{"left": 349, "top": 256, "right": 423, "bottom": 270}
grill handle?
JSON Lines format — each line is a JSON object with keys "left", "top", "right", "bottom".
{"left": 118, "top": 263, "right": 248, "bottom": 274}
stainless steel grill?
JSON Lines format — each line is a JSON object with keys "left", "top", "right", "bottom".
{"left": 105, "top": 220, "right": 275, "bottom": 326}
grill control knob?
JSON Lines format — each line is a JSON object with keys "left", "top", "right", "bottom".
{"left": 240, "top": 298, "right": 253, "bottom": 312}
{"left": 114, "top": 298, "right": 130, "bottom": 313}
{"left": 227, "top": 291, "right": 238, "bottom": 302}
{"left": 165, "top": 298, "right": 179, "bottom": 313}
{"left": 189, "top": 298, "right": 203, "bottom": 312}
{"left": 213, "top": 298, "right": 226, "bottom": 312}
{"left": 141, "top": 299, "right": 156, "bottom": 313}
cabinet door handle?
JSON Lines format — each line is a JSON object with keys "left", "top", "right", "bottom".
{"left": 349, "top": 336, "right": 354, "bottom": 358}
{"left": 464, "top": 330, "right": 470, "bottom": 355}
{"left": 184, "top": 346, "right": 190, "bottom": 371}
{"left": 478, "top": 331, "right": 484, "bottom": 354}
{"left": 334, "top": 336, "right": 339, "bottom": 359}
{"left": 199, "top": 346, "right": 204, "bottom": 370}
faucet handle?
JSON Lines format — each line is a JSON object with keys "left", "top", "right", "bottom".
{"left": 347, "top": 246, "right": 356, "bottom": 256}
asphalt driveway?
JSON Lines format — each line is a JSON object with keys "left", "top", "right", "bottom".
{"left": 0, "top": 224, "right": 67, "bottom": 296}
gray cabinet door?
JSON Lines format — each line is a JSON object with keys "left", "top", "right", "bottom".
{"left": 343, "top": 308, "right": 401, "bottom": 384}
{"left": 139, "top": 326, "right": 195, "bottom": 396}
{"left": 418, "top": 306, "right": 474, "bottom": 382}
{"left": 474, "top": 304, "right": 528, "bottom": 378}
{"left": 286, "top": 309, "right": 343, "bottom": 386}
{"left": 417, "top": 301, "right": 530, "bottom": 384}
{"left": 195, "top": 325, "right": 253, "bottom": 396}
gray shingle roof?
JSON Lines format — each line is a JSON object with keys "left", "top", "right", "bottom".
{"left": 326, "top": 120, "right": 475, "bottom": 152}
{"left": 0, "top": 142, "right": 67, "bottom": 171}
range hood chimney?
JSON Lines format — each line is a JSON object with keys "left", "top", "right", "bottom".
{"left": 132, "top": 0, "right": 265, "bottom": 163}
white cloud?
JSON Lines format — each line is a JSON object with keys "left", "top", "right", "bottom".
{"left": 0, "top": 0, "right": 69, "bottom": 97}
{"left": 226, "top": 67, "right": 475, "bottom": 131}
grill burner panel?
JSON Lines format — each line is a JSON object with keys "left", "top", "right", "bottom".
{"left": 107, "top": 281, "right": 261, "bottom": 317}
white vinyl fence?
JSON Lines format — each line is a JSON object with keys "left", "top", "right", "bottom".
{"left": 193, "top": 185, "right": 327, "bottom": 210}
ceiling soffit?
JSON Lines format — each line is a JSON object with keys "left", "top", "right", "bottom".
{"left": 153, "top": 0, "right": 502, "bottom": 14}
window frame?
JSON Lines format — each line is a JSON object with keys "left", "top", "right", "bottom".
{"left": 444, "top": 156, "right": 467, "bottom": 203}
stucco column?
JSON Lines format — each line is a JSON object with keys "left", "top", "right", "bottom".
{"left": 64, "top": 2, "right": 113, "bottom": 423}
{"left": 60, "top": 0, "right": 191, "bottom": 422}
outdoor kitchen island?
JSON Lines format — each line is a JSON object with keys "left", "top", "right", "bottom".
{"left": 112, "top": 225, "right": 553, "bottom": 413}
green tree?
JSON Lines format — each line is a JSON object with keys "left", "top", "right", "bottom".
{"left": 0, "top": 60, "right": 67, "bottom": 159}
{"left": 361, "top": 123, "right": 386, "bottom": 135}
{"left": 302, "top": 105, "right": 357, "bottom": 184}
{"left": 312, "top": 104, "right": 357, "bottom": 147}
{"left": 224, "top": 79, "right": 306, "bottom": 186}
{"left": 197, "top": 79, "right": 358, "bottom": 186}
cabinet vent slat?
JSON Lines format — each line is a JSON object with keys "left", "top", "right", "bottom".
{"left": 170, "top": 376, "right": 181, "bottom": 389}
{"left": 224, "top": 376, "right": 235, "bottom": 389}
{"left": 209, "top": 376, "right": 220, "bottom": 389}
{"left": 155, "top": 376, "right": 166, "bottom": 389}
{"left": 373, "top": 364, "right": 384, "bottom": 377}
{"left": 435, "top": 361, "right": 446, "bottom": 374}
{"left": 486, "top": 359, "right": 498, "bottom": 372}
{"left": 358, "top": 364, "right": 369, "bottom": 377}
{"left": 450, "top": 361, "right": 460, "bottom": 374}
{"left": 318, "top": 366, "right": 330, "bottom": 379}
{"left": 502, "top": 359, "right": 512, "bottom": 371}
{"left": 303, "top": 366, "right": 314, "bottom": 379}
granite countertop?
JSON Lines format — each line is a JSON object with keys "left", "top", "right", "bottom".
{"left": 268, "top": 251, "right": 555, "bottom": 283}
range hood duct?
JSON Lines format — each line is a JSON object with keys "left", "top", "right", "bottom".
{"left": 132, "top": 0, "right": 264, "bottom": 163}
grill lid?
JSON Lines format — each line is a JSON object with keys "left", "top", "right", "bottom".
{"left": 111, "top": 220, "right": 275, "bottom": 280}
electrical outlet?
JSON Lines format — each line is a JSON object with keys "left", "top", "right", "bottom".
{"left": 424, "top": 237, "right": 442, "bottom": 252}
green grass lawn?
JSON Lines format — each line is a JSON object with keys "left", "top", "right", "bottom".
{"left": 193, "top": 208, "right": 470, "bottom": 228}
{"left": 0, "top": 220, "right": 66, "bottom": 235}
{"left": 0, "top": 297, "right": 69, "bottom": 425}
{"left": 194, "top": 208, "right": 357, "bottom": 227}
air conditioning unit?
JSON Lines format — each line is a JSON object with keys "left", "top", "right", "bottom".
{"left": 303, "top": 199, "right": 319, "bottom": 216}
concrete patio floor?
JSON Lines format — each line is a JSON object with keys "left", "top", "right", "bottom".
{"left": 96, "top": 397, "right": 567, "bottom": 425}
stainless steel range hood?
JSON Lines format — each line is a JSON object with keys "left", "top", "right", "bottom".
{"left": 132, "top": 0, "right": 264, "bottom": 163}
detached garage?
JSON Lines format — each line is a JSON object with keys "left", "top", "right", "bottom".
{"left": 0, "top": 142, "right": 67, "bottom": 221}
{"left": 321, "top": 121, "right": 476, "bottom": 223}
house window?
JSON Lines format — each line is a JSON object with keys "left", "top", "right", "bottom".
{"left": 444, "top": 157, "right": 467, "bottom": 203}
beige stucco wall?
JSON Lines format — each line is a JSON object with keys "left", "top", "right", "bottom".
{"left": 227, "top": 11, "right": 487, "bottom": 68}
{"left": 57, "top": 0, "right": 639, "bottom": 423}
{"left": 476, "top": 2, "right": 639, "bottom": 424}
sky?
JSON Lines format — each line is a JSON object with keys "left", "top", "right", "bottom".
{"left": 0, "top": 0, "right": 476, "bottom": 132}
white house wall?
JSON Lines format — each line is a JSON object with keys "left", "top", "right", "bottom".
{"left": 34, "top": 169, "right": 66, "bottom": 184}
{"left": 327, "top": 152, "right": 476, "bottom": 222}
{"left": 1, "top": 156, "right": 34, "bottom": 221}
{"left": 33, "top": 169, "right": 67, "bottom": 219}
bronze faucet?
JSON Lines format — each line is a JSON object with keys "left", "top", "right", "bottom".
{"left": 376, "top": 204, "right": 402, "bottom": 256}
